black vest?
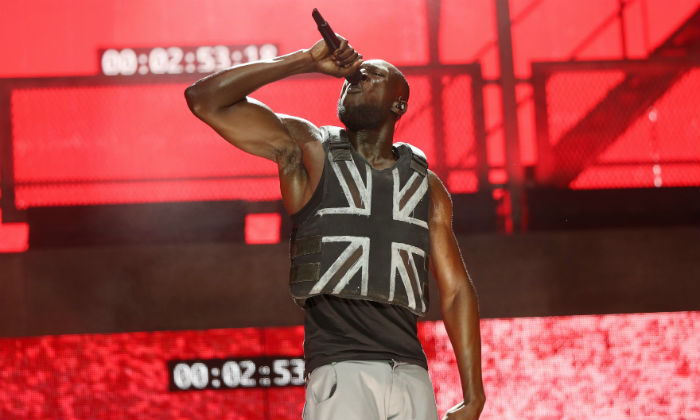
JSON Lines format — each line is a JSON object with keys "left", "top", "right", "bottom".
{"left": 289, "top": 126, "right": 431, "bottom": 316}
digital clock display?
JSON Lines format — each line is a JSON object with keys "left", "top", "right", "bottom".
{"left": 168, "top": 356, "right": 305, "bottom": 391}
{"left": 99, "top": 44, "right": 279, "bottom": 77}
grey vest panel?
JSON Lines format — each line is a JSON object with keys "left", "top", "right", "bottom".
{"left": 289, "top": 126, "right": 431, "bottom": 316}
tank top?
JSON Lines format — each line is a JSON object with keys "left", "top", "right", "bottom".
{"left": 294, "top": 127, "right": 430, "bottom": 373}
{"left": 303, "top": 294, "right": 428, "bottom": 374}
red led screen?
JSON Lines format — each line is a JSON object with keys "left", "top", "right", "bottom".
{"left": 9, "top": 74, "right": 482, "bottom": 208}
{"left": 2, "top": 0, "right": 698, "bottom": 215}
{"left": 541, "top": 68, "right": 700, "bottom": 189}
{"left": 0, "top": 0, "right": 431, "bottom": 79}
{"left": 11, "top": 83, "right": 282, "bottom": 206}
{"left": 1, "top": 312, "right": 698, "bottom": 419}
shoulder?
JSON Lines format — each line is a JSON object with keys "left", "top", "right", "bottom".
{"left": 427, "top": 170, "right": 453, "bottom": 224}
{"left": 279, "top": 114, "right": 322, "bottom": 144}
{"left": 318, "top": 125, "right": 344, "bottom": 143}
{"left": 394, "top": 142, "right": 428, "bottom": 163}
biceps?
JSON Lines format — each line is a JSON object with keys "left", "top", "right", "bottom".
{"left": 198, "top": 97, "right": 295, "bottom": 162}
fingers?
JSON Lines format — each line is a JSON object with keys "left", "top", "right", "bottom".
{"left": 335, "top": 49, "right": 357, "bottom": 64}
{"left": 345, "top": 55, "right": 363, "bottom": 73}
{"left": 311, "top": 34, "right": 363, "bottom": 77}
{"left": 331, "top": 37, "right": 360, "bottom": 68}
{"left": 334, "top": 51, "right": 361, "bottom": 69}
{"left": 335, "top": 43, "right": 355, "bottom": 60}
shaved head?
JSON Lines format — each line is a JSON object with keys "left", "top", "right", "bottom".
{"left": 388, "top": 64, "right": 410, "bottom": 101}
{"left": 365, "top": 59, "right": 409, "bottom": 101}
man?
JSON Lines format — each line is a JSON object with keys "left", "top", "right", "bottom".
{"left": 185, "top": 35, "right": 485, "bottom": 420}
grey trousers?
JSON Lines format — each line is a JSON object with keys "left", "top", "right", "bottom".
{"left": 302, "top": 360, "right": 439, "bottom": 420}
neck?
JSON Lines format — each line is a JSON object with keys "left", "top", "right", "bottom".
{"left": 345, "top": 122, "right": 397, "bottom": 168}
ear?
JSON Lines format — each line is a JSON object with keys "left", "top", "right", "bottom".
{"left": 390, "top": 96, "right": 408, "bottom": 116}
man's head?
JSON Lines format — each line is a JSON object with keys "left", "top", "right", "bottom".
{"left": 337, "top": 60, "right": 409, "bottom": 131}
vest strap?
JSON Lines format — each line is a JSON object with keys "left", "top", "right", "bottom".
{"left": 290, "top": 263, "right": 320, "bottom": 284}
{"left": 291, "top": 235, "right": 322, "bottom": 259}
{"left": 329, "top": 134, "right": 352, "bottom": 161}
{"left": 410, "top": 153, "right": 428, "bottom": 177}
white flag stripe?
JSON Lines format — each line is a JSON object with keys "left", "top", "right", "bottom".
{"left": 317, "top": 154, "right": 372, "bottom": 216}
{"left": 396, "top": 253, "right": 417, "bottom": 309}
{"left": 398, "top": 172, "right": 420, "bottom": 204}
{"left": 406, "top": 251, "right": 426, "bottom": 313}
{"left": 392, "top": 169, "right": 429, "bottom": 229}
{"left": 390, "top": 242, "right": 427, "bottom": 311}
{"left": 311, "top": 236, "right": 370, "bottom": 295}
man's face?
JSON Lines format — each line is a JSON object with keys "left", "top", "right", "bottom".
{"left": 337, "top": 60, "right": 400, "bottom": 130}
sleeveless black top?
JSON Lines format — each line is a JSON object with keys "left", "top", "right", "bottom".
{"left": 291, "top": 126, "right": 430, "bottom": 373}
{"left": 303, "top": 295, "right": 428, "bottom": 374}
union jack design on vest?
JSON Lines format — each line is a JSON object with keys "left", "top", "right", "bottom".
{"left": 289, "top": 127, "right": 431, "bottom": 316}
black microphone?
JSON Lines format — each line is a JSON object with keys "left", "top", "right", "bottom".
{"left": 312, "top": 8, "right": 362, "bottom": 84}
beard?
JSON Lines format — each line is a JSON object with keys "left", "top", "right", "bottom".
{"left": 337, "top": 102, "right": 388, "bottom": 131}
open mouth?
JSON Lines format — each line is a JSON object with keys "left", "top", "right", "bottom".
{"left": 347, "top": 85, "right": 362, "bottom": 94}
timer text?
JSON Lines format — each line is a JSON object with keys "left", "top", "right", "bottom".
{"left": 168, "top": 356, "right": 305, "bottom": 391}
{"left": 100, "top": 44, "right": 279, "bottom": 77}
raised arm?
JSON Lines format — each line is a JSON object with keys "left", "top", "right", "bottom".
{"left": 184, "top": 38, "right": 362, "bottom": 213}
{"left": 428, "top": 171, "right": 486, "bottom": 420}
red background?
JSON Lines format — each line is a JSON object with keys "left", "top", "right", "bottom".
{"left": 1, "top": 313, "right": 698, "bottom": 419}
{"left": 1, "top": 1, "right": 698, "bottom": 418}
{"left": 1, "top": 0, "right": 697, "bottom": 211}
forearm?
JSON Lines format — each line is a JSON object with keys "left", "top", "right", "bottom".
{"left": 441, "top": 280, "right": 485, "bottom": 404}
{"left": 185, "top": 49, "right": 315, "bottom": 113}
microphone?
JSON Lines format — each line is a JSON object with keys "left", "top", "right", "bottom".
{"left": 312, "top": 8, "right": 362, "bottom": 84}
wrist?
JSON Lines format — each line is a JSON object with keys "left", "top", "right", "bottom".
{"left": 283, "top": 49, "right": 317, "bottom": 75}
{"left": 463, "top": 390, "right": 486, "bottom": 405}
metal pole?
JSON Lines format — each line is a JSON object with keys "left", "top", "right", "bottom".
{"left": 426, "top": 0, "right": 447, "bottom": 180}
{"left": 495, "top": 0, "right": 523, "bottom": 232}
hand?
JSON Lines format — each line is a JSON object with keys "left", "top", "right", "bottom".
{"left": 442, "top": 400, "right": 485, "bottom": 420}
{"left": 308, "top": 35, "right": 363, "bottom": 78}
